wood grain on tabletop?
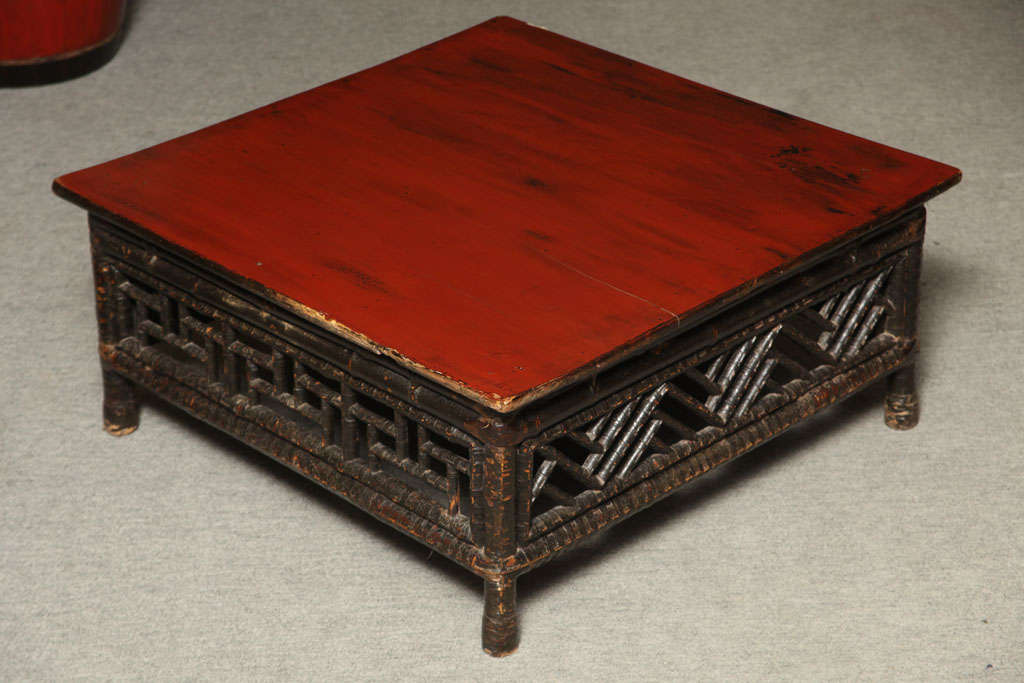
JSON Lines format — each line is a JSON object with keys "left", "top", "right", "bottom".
{"left": 54, "top": 17, "right": 961, "bottom": 409}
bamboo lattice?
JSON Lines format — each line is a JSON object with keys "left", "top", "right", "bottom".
{"left": 108, "top": 263, "right": 478, "bottom": 534}
{"left": 525, "top": 267, "right": 894, "bottom": 531}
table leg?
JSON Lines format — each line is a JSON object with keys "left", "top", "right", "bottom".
{"left": 482, "top": 573, "right": 519, "bottom": 657}
{"left": 885, "top": 233, "right": 923, "bottom": 430}
{"left": 885, "top": 366, "right": 919, "bottom": 430}
{"left": 103, "top": 368, "right": 139, "bottom": 436}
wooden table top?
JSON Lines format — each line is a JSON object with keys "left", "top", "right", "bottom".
{"left": 54, "top": 16, "right": 960, "bottom": 412}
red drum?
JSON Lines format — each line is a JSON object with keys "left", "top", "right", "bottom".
{"left": 0, "top": 0, "right": 127, "bottom": 85}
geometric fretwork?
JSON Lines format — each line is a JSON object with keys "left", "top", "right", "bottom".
{"left": 107, "top": 260, "right": 477, "bottom": 534}
{"left": 527, "top": 266, "right": 893, "bottom": 523}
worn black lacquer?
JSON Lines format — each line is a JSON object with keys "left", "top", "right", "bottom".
{"left": 89, "top": 209, "right": 924, "bottom": 656}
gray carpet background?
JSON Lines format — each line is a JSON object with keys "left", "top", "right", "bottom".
{"left": 2, "top": 1, "right": 1022, "bottom": 679}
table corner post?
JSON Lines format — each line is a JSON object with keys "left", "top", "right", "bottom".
{"left": 89, "top": 218, "right": 139, "bottom": 436}
{"left": 885, "top": 213, "right": 925, "bottom": 430}
{"left": 477, "top": 416, "right": 522, "bottom": 656}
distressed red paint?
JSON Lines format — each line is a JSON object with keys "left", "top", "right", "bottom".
{"left": 54, "top": 16, "right": 960, "bottom": 408}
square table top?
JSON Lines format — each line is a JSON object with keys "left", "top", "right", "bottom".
{"left": 54, "top": 16, "right": 960, "bottom": 412}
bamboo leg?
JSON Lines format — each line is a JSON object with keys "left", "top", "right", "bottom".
{"left": 102, "top": 369, "right": 139, "bottom": 436}
{"left": 884, "top": 231, "right": 923, "bottom": 430}
{"left": 482, "top": 574, "right": 519, "bottom": 656}
{"left": 885, "top": 365, "right": 919, "bottom": 430}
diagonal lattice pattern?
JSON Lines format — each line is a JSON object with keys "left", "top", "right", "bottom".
{"left": 528, "top": 267, "right": 893, "bottom": 514}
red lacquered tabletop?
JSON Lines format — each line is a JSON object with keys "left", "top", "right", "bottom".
{"left": 54, "top": 17, "right": 960, "bottom": 411}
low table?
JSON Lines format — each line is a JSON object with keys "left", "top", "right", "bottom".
{"left": 54, "top": 17, "right": 960, "bottom": 656}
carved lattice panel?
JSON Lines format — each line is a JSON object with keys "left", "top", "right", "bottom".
{"left": 528, "top": 267, "right": 893, "bottom": 518}
{"left": 108, "top": 262, "right": 476, "bottom": 529}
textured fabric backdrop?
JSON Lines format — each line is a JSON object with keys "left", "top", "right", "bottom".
{"left": 2, "top": 1, "right": 1021, "bottom": 679}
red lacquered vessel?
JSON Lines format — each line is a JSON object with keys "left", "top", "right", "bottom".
{"left": 0, "top": 0, "right": 126, "bottom": 85}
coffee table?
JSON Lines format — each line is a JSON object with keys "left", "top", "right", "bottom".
{"left": 53, "top": 17, "right": 960, "bottom": 656}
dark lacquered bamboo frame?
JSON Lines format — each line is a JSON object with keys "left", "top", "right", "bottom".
{"left": 87, "top": 207, "right": 926, "bottom": 656}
